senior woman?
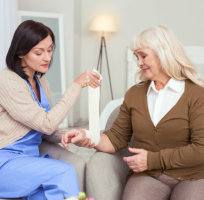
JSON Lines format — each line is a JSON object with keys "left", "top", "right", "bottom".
{"left": 0, "top": 20, "right": 100, "bottom": 200}
{"left": 62, "top": 25, "right": 204, "bottom": 200}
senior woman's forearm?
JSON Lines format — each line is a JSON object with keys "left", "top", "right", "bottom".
{"left": 95, "top": 133, "right": 116, "bottom": 153}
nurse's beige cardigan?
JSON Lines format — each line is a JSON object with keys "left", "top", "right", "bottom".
{"left": 0, "top": 68, "right": 81, "bottom": 149}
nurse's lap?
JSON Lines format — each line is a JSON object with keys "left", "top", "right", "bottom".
{"left": 0, "top": 155, "right": 74, "bottom": 197}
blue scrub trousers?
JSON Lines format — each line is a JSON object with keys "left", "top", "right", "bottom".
{"left": 0, "top": 155, "right": 79, "bottom": 199}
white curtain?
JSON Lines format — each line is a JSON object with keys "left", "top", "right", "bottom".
{"left": 0, "top": 0, "right": 18, "bottom": 69}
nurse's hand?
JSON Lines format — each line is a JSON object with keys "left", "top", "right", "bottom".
{"left": 74, "top": 70, "right": 100, "bottom": 88}
{"left": 61, "top": 129, "right": 95, "bottom": 149}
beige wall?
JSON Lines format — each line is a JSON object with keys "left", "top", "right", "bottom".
{"left": 18, "top": 0, "right": 204, "bottom": 123}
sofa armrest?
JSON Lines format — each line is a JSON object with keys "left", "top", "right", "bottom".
{"left": 86, "top": 148, "right": 130, "bottom": 200}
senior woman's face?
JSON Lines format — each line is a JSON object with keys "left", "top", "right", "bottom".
{"left": 134, "top": 48, "right": 165, "bottom": 81}
{"left": 20, "top": 35, "right": 53, "bottom": 75}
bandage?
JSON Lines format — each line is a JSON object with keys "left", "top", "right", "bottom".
{"left": 84, "top": 69, "right": 102, "bottom": 146}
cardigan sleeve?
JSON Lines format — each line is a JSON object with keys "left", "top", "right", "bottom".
{"left": 103, "top": 92, "right": 133, "bottom": 151}
{"left": 43, "top": 128, "right": 67, "bottom": 143}
{"left": 41, "top": 78, "right": 69, "bottom": 143}
{"left": 0, "top": 72, "right": 81, "bottom": 135}
{"left": 147, "top": 92, "right": 204, "bottom": 170}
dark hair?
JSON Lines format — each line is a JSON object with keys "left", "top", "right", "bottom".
{"left": 6, "top": 20, "right": 55, "bottom": 80}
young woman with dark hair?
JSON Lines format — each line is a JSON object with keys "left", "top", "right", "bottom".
{"left": 0, "top": 20, "right": 100, "bottom": 200}
{"left": 6, "top": 20, "right": 55, "bottom": 80}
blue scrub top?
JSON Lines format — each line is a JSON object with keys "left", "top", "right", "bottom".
{"left": 0, "top": 75, "right": 51, "bottom": 167}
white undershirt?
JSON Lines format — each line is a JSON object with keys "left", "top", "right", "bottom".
{"left": 147, "top": 79, "right": 185, "bottom": 126}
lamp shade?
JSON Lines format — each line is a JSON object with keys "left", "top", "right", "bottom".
{"left": 90, "top": 14, "right": 116, "bottom": 33}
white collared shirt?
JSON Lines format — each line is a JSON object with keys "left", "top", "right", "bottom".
{"left": 147, "top": 78, "right": 185, "bottom": 126}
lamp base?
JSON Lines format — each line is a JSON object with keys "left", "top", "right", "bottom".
{"left": 97, "top": 36, "right": 114, "bottom": 100}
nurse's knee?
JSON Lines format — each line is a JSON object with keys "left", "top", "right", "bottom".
{"left": 67, "top": 164, "right": 78, "bottom": 177}
{"left": 60, "top": 162, "right": 78, "bottom": 177}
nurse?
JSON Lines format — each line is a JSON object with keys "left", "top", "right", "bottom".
{"left": 0, "top": 20, "right": 100, "bottom": 200}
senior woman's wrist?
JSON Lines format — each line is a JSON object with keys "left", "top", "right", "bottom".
{"left": 147, "top": 151, "right": 161, "bottom": 170}
{"left": 83, "top": 129, "right": 100, "bottom": 146}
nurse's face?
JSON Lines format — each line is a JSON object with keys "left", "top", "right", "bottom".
{"left": 20, "top": 35, "right": 53, "bottom": 77}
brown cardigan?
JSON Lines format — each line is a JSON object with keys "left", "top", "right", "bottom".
{"left": 104, "top": 80, "right": 204, "bottom": 180}
{"left": 0, "top": 68, "right": 82, "bottom": 149}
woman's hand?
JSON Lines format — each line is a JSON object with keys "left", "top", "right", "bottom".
{"left": 74, "top": 70, "right": 100, "bottom": 88}
{"left": 61, "top": 129, "right": 95, "bottom": 149}
{"left": 123, "top": 148, "right": 148, "bottom": 173}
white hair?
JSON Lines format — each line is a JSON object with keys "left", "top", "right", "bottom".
{"left": 131, "top": 25, "right": 204, "bottom": 87}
